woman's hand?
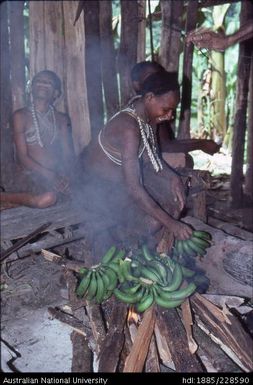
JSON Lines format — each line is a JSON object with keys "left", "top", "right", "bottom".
{"left": 171, "top": 174, "right": 186, "bottom": 211}
{"left": 171, "top": 220, "right": 193, "bottom": 240}
{"left": 201, "top": 140, "right": 221, "bottom": 155}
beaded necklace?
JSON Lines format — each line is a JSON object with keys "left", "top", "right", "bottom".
{"left": 31, "top": 102, "right": 57, "bottom": 147}
{"left": 131, "top": 104, "right": 163, "bottom": 173}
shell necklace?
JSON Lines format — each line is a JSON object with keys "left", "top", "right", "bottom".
{"left": 31, "top": 102, "right": 57, "bottom": 147}
{"left": 132, "top": 105, "right": 163, "bottom": 173}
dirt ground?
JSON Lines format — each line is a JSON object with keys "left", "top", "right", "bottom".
{"left": 1, "top": 152, "right": 253, "bottom": 373}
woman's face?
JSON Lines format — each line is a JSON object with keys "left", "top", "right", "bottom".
{"left": 145, "top": 91, "right": 180, "bottom": 124}
{"left": 32, "top": 73, "right": 58, "bottom": 102}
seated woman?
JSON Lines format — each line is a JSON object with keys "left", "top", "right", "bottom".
{"left": 1, "top": 70, "right": 76, "bottom": 209}
{"left": 78, "top": 71, "right": 193, "bottom": 259}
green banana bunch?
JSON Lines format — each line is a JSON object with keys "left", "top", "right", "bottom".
{"left": 75, "top": 245, "right": 127, "bottom": 303}
{"left": 174, "top": 230, "right": 212, "bottom": 258}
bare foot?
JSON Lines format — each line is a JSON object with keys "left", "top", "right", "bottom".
{"left": 29, "top": 192, "right": 57, "bottom": 208}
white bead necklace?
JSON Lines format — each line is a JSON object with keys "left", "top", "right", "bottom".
{"left": 31, "top": 102, "right": 57, "bottom": 148}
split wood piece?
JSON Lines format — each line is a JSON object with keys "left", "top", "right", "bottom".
{"left": 156, "top": 228, "right": 174, "bottom": 254}
{"left": 155, "top": 307, "right": 203, "bottom": 372}
{"left": 0, "top": 222, "right": 52, "bottom": 262}
{"left": 191, "top": 173, "right": 207, "bottom": 223}
{"left": 42, "top": 249, "right": 87, "bottom": 273}
{"left": 85, "top": 302, "right": 107, "bottom": 357}
{"left": 123, "top": 305, "right": 156, "bottom": 372}
{"left": 191, "top": 293, "right": 253, "bottom": 372}
{"left": 64, "top": 268, "right": 86, "bottom": 310}
{"left": 117, "top": 323, "right": 134, "bottom": 373}
{"left": 180, "top": 298, "right": 198, "bottom": 354}
{"left": 47, "top": 306, "right": 86, "bottom": 337}
{"left": 144, "top": 334, "right": 160, "bottom": 372}
{"left": 15, "top": 228, "right": 86, "bottom": 259}
{"left": 65, "top": 268, "right": 93, "bottom": 372}
{"left": 98, "top": 298, "right": 128, "bottom": 372}
{"left": 154, "top": 323, "right": 175, "bottom": 370}
{"left": 192, "top": 323, "right": 240, "bottom": 372}
{"left": 71, "top": 331, "right": 93, "bottom": 373}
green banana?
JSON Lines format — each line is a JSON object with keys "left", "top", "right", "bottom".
{"left": 107, "top": 261, "right": 120, "bottom": 274}
{"left": 175, "top": 240, "right": 185, "bottom": 256}
{"left": 190, "top": 236, "right": 211, "bottom": 249}
{"left": 156, "top": 282, "right": 197, "bottom": 301}
{"left": 103, "top": 266, "right": 118, "bottom": 291}
{"left": 113, "top": 288, "right": 143, "bottom": 304}
{"left": 156, "top": 263, "right": 183, "bottom": 292}
{"left": 139, "top": 265, "right": 162, "bottom": 283}
{"left": 146, "top": 260, "right": 169, "bottom": 285}
{"left": 193, "top": 230, "right": 212, "bottom": 241}
{"left": 181, "top": 240, "right": 197, "bottom": 257}
{"left": 121, "top": 260, "right": 138, "bottom": 282}
{"left": 185, "top": 239, "right": 206, "bottom": 256}
{"left": 76, "top": 270, "right": 92, "bottom": 298}
{"left": 154, "top": 294, "right": 184, "bottom": 309}
{"left": 86, "top": 271, "right": 98, "bottom": 301}
{"left": 136, "top": 291, "right": 154, "bottom": 313}
{"left": 142, "top": 245, "right": 154, "bottom": 261}
{"left": 98, "top": 266, "right": 111, "bottom": 289}
{"left": 112, "top": 249, "right": 126, "bottom": 262}
{"left": 123, "top": 282, "right": 142, "bottom": 295}
{"left": 101, "top": 245, "right": 117, "bottom": 264}
{"left": 95, "top": 271, "right": 105, "bottom": 303}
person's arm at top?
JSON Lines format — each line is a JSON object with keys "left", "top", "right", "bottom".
{"left": 160, "top": 138, "right": 221, "bottom": 155}
{"left": 120, "top": 119, "right": 192, "bottom": 240}
{"left": 186, "top": 21, "right": 253, "bottom": 52}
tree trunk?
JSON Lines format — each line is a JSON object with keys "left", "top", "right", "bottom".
{"left": 99, "top": 0, "right": 119, "bottom": 119}
{"left": 244, "top": 47, "right": 253, "bottom": 201}
{"left": 137, "top": 0, "right": 146, "bottom": 63}
{"left": 230, "top": 2, "right": 252, "bottom": 208}
{"left": 177, "top": 1, "right": 198, "bottom": 139}
{"left": 0, "top": 1, "right": 14, "bottom": 190}
{"left": 9, "top": 1, "right": 26, "bottom": 111}
{"left": 118, "top": 0, "right": 138, "bottom": 106}
{"left": 210, "top": 51, "right": 226, "bottom": 140}
{"left": 83, "top": 0, "right": 104, "bottom": 138}
{"left": 159, "top": 0, "right": 184, "bottom": 72}
{"left": 62, "top": 1, "right": 91, "bottom": 154}
{"left": 43, "top": 1, "right": 65, "bottom": 112}
{"left": 29, "top": 1, "right": 46, "bottom": 79}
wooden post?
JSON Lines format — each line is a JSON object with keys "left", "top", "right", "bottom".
{"left": 9, "top": 1, "right": 26, "bottom": 111}
{"left": 159, "top": 0, "right": 184, "bottom": 72}
{"left": 62, "top": 1, "right": 91, "bottom": 154}
{"left": 29, "top": 1, "right": 46, "bottom": 79}
{"left": 137, "top": 0, "right": 146, "bottom": 63}
{"left": 0, "top": 1, "right": 14, "bottom": 190}
{"left": 230, "top": 2, "right": 252, "bottom": 208}
{"left": 177, "top": 1, "right": 198, "bottom": 139}
{"left": 83, "top": 0, "right": 104, "bottom": 138}
{"left": 244, "top": 41, "right": 253, "bottom": 201}
{"left": 99, "top": 0, "right": 120, "bottom": 119}
{"left": 118, "top": 0, "right": 139, "bottom": 106}
{"left": 43, "top": 1, "right": 65, "bottom": 112}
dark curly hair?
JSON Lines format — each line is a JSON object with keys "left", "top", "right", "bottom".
{"left": 140, "top": 71, "right": 180, "bottom": 96}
